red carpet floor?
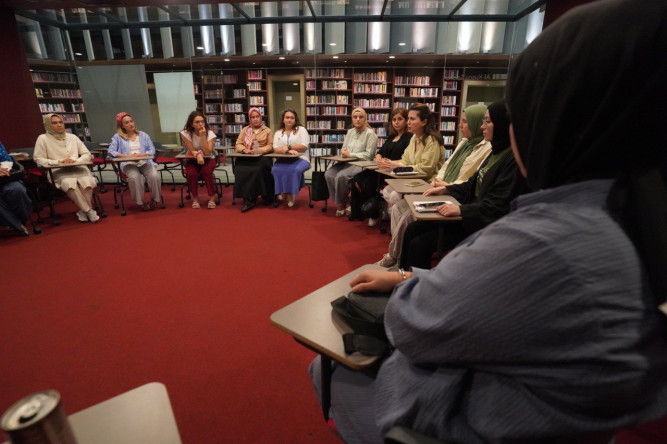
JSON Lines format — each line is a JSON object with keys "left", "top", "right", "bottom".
{"left": 2, "top": 187, "right": 665, "bottom": 443}
{"left": 0, "top": 187, "right": 388, "bottom": 443}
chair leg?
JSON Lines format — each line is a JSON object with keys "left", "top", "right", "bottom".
{"left": 49, "top": 197, "right": 60, "bottom": 226}
{"left": 119, "top": 187, "right": 127, "bottom": 216}
{"left": 113, "top": 186, "right": 120, "bottom": 209}
{"left": 308, "top": 185, "right": 314, "bottom": 208}
{"left": 96, "top": 166, "right": 107, "bottom": 193}
{"left": 179, "top": 184, "right": 185, "bottom": 208}
{"left": 93, "top": 192, "right": 107, "bottom": 218}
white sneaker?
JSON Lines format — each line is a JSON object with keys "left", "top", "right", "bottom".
{"left": 368, "top": 217, "right": 379, "bottom": 227}
{"left": 376, "top": 253, "right": 397, "bottom": 268}
{"left": 345, "top": 205, "right": 351, "bottom": 217}
{"left": 76, "top": 210, "right": 88, "bottom": 223}
{"left": 287, "top": 194, "right": 295, "bottom": 207}
{"left": 86, "top": 209, "right": 100, "bottom": 223}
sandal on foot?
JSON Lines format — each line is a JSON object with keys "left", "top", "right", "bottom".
{"left": 207, "top": 200, "right": 216, "bottom": 209}
{"left": 192, "top": 201, "right": 201, "bottom": 209}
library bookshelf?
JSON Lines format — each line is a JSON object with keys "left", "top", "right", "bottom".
{"left": 31, "top": 70, "right": 90, "bottom": 141}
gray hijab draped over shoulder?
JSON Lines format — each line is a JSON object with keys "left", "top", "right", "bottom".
{"left": 506, "top": 0, "right": 667, "bottom": 312}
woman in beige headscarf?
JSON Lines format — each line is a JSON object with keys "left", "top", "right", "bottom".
{"left": 33, "top": 113, "right": 100, "bottom": 223}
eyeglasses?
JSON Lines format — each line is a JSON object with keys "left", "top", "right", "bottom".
{"left": 481, "top": 119, "right": 492, "bottom": 125}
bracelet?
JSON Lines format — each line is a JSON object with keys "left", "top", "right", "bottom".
{"left": 398, "top": 268, "right": 408, "bottom": 280}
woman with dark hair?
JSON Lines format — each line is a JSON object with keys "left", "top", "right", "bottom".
{"left": 108, "top": 112, "right": 162, "bottom": 210}
{"left": 308, "top": 1, "right": 667, "bottom": 442}
{"left": 377, "top": 103, "right": 446, "bottom": 211}
{"left": 0, "top": 141, "right": 32, "bottom": 236}
{"left": 33, "top": 113, "right": 99, "bottom": 223}
{"left": 234, "top": 107, "right": 274, "bottom": 212}
{"left": 181, "top": 110, "right": 217, "bottom": 209}
{"left": 376, "top": 104, "right": 491, "bottom": 267}
{"left": 271, "top": 109, "right": 310, "bottom": 208}
{"left": 349, "top": 107, "right": 411, "bottom": 223}
{"left": 399, "top": 100, "right": 518, "bottom": 270}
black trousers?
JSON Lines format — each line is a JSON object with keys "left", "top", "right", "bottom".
{"left": 400, "top": 220, "right": 467, "bottom": 270}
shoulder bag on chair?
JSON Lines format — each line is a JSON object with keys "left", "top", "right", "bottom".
{"left": 311, "top": 170, "right": 329, "bottom": 201}
{"left": 331, "top": 291, "right": 393, "bottom": 356}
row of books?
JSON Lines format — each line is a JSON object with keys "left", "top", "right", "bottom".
{"left": 247, "top": 70, "right": 264, "bottom": 80}
{"left": 395, "top": 75, "right": 431, "bottom": 86}
{"left": 367, "top": 113, "right": 390, "bottom": 122}
{"left": 31, "top": 72, "right": 74, "bottom": 83}
{"left": 306, "top": 68, "right": 348, "bottom": 79}
{"left": 306, "top": 95, "right": 349, "bottom": 105}
{"left": 248, "top": 82, "right": 264, "bottom": 91}
{"left": 354, "top": 72, "right": 388, "bottom": 82}
{"left": 249, "top": 96, "right": 265, "bottom": 105}
{"left": 440, "top": 121, "right": 456, "bottom": 131}
{"left": 354, "top": 98, "right": 390, "bottom": 108}
{"left": 354, "top": 83, "right": 388, "bottom": 94}
{"left": 395, "top": 87, "right": 439, "bottom": 98}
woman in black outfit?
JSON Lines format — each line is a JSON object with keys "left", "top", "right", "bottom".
{"left": 400, "top": 100, "right": 521, "bottom": 269}
{"left": 349, "top": 107, "right": 411, "bottom": 221}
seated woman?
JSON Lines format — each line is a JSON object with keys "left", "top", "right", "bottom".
{"left": 376, "top": 103, "right": 446, "bottom": 211}
{"left": 108, "top": 112, "right": 162, "bottom": 210}
{"left": 33, "top": 113, "right": 99, "bottom": 223}
{"left": 399, "top": 100, "right": 520, "bottom": 270}
{"left": 324, "top": 107, "right": 378, "bottom": 217}
{"left": 234, "top": 107, "right": 274, "bottom": 213}
{"left": 271, "top": 109, "right": 310, "bottom": 208}
{"left": 309, "top": 1, "right": 667, "bottom": 441}
{"left": 349, "top": 107, "right": 411, "bottom": 224}
{"left": 181, "top": 111, "right": 217, "bottom": 209}
{"left": 0, "top": 141, "right": 32, "bottom": 236}
{"left": 376, "top": 104, "right": 491, "bottom": 267}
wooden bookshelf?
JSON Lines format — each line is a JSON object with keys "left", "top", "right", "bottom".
{"left": 305, "top": 67, "right": 353, "bottom": 155}
{"left": 31, "top": 70, "right": 90, "bottom": 141}
{"left": 353, "top": 69, "right": 391, "bottom": 145}
{"left": 200, "top": 70, "right": 224, "bottom": 139}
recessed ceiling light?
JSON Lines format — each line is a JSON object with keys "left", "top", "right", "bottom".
{"left": 224, "top": 58, "right": 230, "bottom": 62}
{"left": 279, "top": 56, "right": 285, "bottom": 60}
{"left": 398, "top": 42, "right": 406, "bottom": 46}
{"left": 196, "top": 46, "right": 203, "bottom": 50}
{"left": 292, "top": 82, "right": 298, "bottom": 86}
{"left": 329, "top": 43, "right": 336, "bottom": 46}
{"left": 262, "top": 43, "right": 268, "bottom": 46}
{"left": 389, "top": 55, "right": 395, "bottom": 59}
{"left": 333, "top": 56, "right": 339, "bottom": 59}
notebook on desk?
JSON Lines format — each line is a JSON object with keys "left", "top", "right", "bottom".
{"left": 413, "top": 200, "right": 454, "bottom": 212}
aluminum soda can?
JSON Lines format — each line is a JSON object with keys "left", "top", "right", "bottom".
{"left": 1, "top": 390, "right": 76, "bottom": 444}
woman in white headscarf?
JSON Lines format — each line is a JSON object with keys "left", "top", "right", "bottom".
{"left": 33, "top": 113, "right": 99, "bottom": 223}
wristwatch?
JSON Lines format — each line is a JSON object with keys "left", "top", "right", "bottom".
{"left": 287, "top": 145, "right": 292, "bottom": 152}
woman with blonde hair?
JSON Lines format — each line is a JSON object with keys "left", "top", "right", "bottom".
{"left": 108, "top": 112, "right": 162, "bottom": 210}
{"left": 33, "top": 113, "right": 100, "bottom": 223}
{"left": 324, "top": 107, "right": 378, "bottom": 217}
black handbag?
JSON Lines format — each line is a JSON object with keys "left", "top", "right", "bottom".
{"left": 331, "top": 291, "right": 392, "bottom": 356}
{"left": 361, "top": 194, "right": 384, "bottom": 219}
{"left": 311, "top": 170, "right": 329, "bottom": 201}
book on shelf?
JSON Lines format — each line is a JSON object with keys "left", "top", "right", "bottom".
{"left": 354, "top": 72, "right": 387, "bottom": 82}
{"left": 354, "top": 83, "right": 388, "bottom": 93}
{"left": 395, "top": 75, "right": 430, "bottom": 86}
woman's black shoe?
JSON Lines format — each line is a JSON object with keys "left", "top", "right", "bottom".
{"left": 241, "top": 198, "right": 255, "bottom": 213}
